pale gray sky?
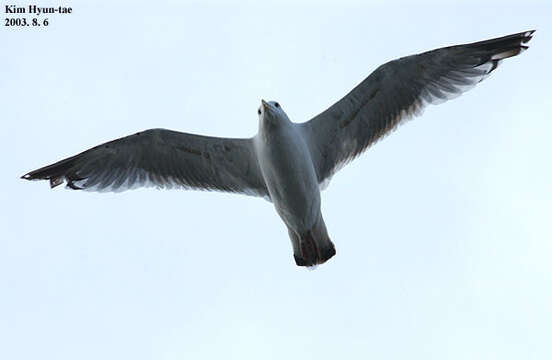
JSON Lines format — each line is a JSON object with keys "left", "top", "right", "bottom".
{"left": 1, "top": 1, "right": 551, "bottom": 359}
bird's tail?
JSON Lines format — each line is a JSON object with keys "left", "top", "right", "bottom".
{"left": 288, "top": 215, "right": 336, "bottom": 267}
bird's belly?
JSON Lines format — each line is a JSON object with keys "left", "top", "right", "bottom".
{"left": 258, "top": 132, "right": 320, "bottom": 231}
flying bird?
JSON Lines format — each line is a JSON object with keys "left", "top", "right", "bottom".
{"left": 22, "top": 30, "right": 534, "bottom": 267}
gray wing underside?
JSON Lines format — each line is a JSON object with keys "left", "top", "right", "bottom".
{"left": 22, "top": 128, "right": 269, "bottom": 199}
{"left": 300, "top": 30, "right": 535, "bottom": 187}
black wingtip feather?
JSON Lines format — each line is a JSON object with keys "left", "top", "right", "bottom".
{"left": 464, "top": 29, "right": 535, "bottom": 75}
{"left": 20, "top": 154, "right": 80, "bottom": 188}
{"left": 467, "top": 30, "right": 535, "bottom": 56}
{"left": 469, "top": 29, "right": 535, "bottom": 48}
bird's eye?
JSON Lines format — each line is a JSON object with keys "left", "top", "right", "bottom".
{"left": 257, "top": 108, "right": 261, "bottom": 115}
{"left": 274, "top": 102, "right": 280, "bottom": 108}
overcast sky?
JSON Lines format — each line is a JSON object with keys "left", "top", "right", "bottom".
{"left": 1, "top": 1, "right": 551, "bottom": 359}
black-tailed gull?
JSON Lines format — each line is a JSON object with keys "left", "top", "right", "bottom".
{"left": 22, "top": 30, "right": 535, "bottom": 267}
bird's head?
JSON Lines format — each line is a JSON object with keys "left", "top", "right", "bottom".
{"left": 257, "top": 99, "right": 290, "bottom": 130}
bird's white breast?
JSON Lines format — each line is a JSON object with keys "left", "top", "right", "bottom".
{"left": 254, "top": 123, "right": 321, "bottom": 232}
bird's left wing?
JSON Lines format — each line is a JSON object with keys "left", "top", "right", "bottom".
{"left": 22, "top": 128, "right": 269, "bottom": 198}
{"left": 299, "top": 30, "right": 534, "bottom": 187}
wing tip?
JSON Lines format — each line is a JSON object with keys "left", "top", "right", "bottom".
{"left": 522, "top": 29, "right": 536, "bottom": 46}
{"left": 21, "top": 170, "right": 66, "bottom": 189}
{"left": 524, "top": 29, "right": 536, "bottom": 39}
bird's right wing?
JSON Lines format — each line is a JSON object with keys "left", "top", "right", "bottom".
{"left": 300, "top": 30, "right": 534, "bottom": 187}
{"left": 22, "top": 128, "right": 269, "bottom": 199}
